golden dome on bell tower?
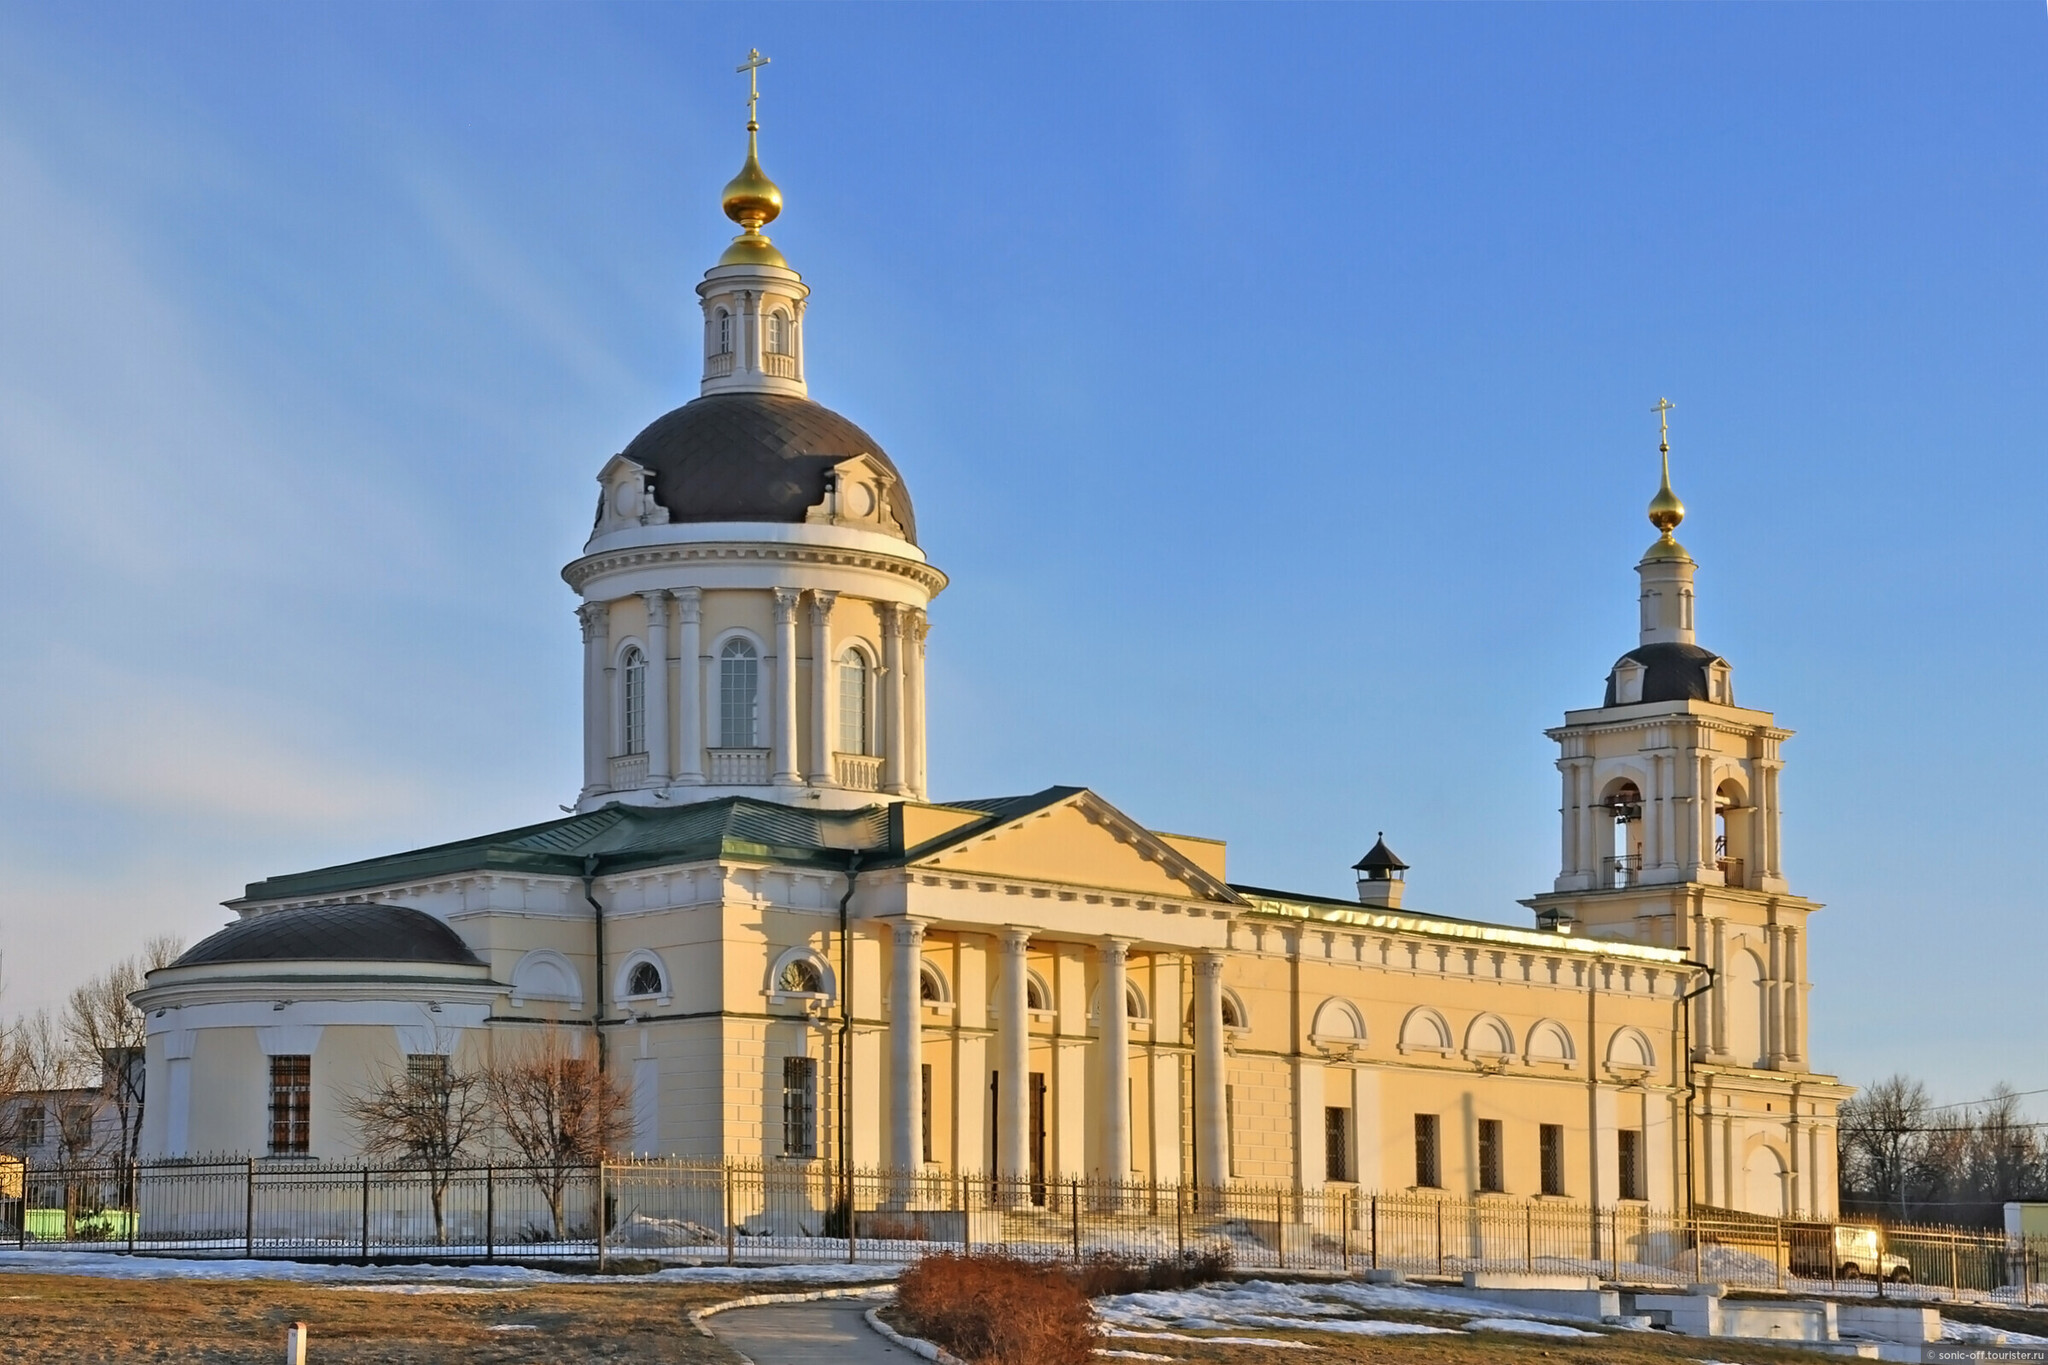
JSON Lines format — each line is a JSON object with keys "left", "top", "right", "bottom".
{"left": 718, "top": 49, "right": 788, "bottom": 268}
{"left": 1647, "top": 396, "right": 1685, "bottom": 540}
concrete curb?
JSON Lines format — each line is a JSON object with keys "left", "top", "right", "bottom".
{"left": 690, "top": 1283, "right": 898, "bottom": 1365}
{"left": 864, "top": 1304, "right": 968, "bottom": 1365}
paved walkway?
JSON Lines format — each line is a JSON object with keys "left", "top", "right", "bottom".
{"left": 705, "top": 1301, "right": 919, "bottom": 1365}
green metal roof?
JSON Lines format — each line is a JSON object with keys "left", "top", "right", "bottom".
{"left": 239, "top": 798, "right": 893, "bottom": 903}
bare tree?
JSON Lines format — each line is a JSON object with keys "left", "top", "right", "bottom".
{"left": 1840, "top": 1074, "right": 1932, "bottom": 1221}
{"left": 484, "top": 1026, "right": 631, "bottom": 1240}
{"left": 344, "top": 1052, "right": 490, "bottom": 1244}
{"left": 61, "top": 936, "right": 183, "bottom": 1163}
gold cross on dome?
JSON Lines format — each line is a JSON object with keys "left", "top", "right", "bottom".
{"left": 737, "top": 48, "right": 770, "bottom": 125}
{"left": 1652, "top": 397, "right": 1675, "bottom": 452}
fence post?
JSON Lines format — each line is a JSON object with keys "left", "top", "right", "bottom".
{"left": 244, "top": 1158, "right": 255, "bottom": 1259}
{"left": 1276, "top": 1188, "right": 1288, "bottom": 1271}
{"left": 484, "top": 1166, "right": 495, "bottom": 1262}
{"left": 17, "top": 1163, "right": 27, "bottom": 1250}
{"left": 1949, "top": 1230, "right": 1959, "bottom": 1298}
{"left": 1773, "top": 1219, "right": 1784, "bottom": 1291}
{"left": 126, "top": 1161, "right": 138, "bottom": 1256}
{"left": 1370, "top": 1194, "right": 1378, "bottom": 1271}
{"left": 1175, "top": 1181, "right": 1185, "bottom": 1257}
{"left": 1436, "top": 1199, "right": 1444, "bottom": 1277}
{"left": 1070, "top": 1178, "right": 1081, "bottom": 1259}
{"left": 846, "top": 1170, "right": 858, "bottom": 1264}
{"left": 1341, "top": 1191, "right": 1352, "bottom": 1272}
{"left": 724, "top": 1164, "right": 736, "bottom": 1268}
{"left": 358, "top": 1168, "right": 370, "bottom": 1260}
{"left": 597, "top": 1162, "right": 609, "bottom": 1273}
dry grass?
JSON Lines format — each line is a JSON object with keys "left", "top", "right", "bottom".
{"left": 0, "top": 1270, "right": 755, "bottom": 1364}
{"left": 897, "top": 1252, "right": 1097, "bottom": 1365}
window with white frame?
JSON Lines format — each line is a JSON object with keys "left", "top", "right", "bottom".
{"left": 777, "top": 958, "right": 824, "bottom": 995}
{"left": 837, "top": 648, "right": 870, "bottom": 754}
{"left": 716, "top": 310, "right": 732, "bottom": 355}
{"left": 767, "top": 310, "right": 790, "bottom": 355}
{"left": 621, "top": 646, "right": 647, "bottom": 756}
{"left": 719, "top": 638, "right": 760, "bottom": 747}
{"left": 625, "top": 959, "right": 665, "bottom": 998}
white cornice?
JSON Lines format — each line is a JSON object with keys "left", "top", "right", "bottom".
{"left": 565, "top": 527, "right": 946, "bottom": 596}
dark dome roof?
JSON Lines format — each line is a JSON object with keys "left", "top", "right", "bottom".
{"left": 175, "top": 904, "right": 483, "bottom": 968}
{"left": 1352, "top": 835, "right": 1408, "bottom": 874}
{"left": 618, "top": 393, "right": 917, "bottom": 546}
{"left": 1603, "top": 642, "right": 1725, "bottom": 707}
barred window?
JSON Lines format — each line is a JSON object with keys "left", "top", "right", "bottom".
{"left": 626, "top": 960, "right": 664, "bottom": 997}
{"left": 269, "top": 1055, "right": 311, "bottom": 1155}
{"left": 719, "top": 639, "right": 759, "bottom": 747}
{"left": 1477, "top": 1118, "right": 1504, "bottom": 1193}
{"left": 621, "top": 647, "right": 647, "bottom": 756}
{"left": 1618, "top": 1128, "right": 1645, "bottom": 1201}
{"left": 782, "top": 1057, "right": 816, "bottom": 1158}
{"left": 1324, "top": 1107, "right": 1352, "bottom": 1183}
{"left": 837, "top": 649, "right": 870, "bottom": 755}
{"left": 1414, "top": 1113, "right": 1441, "bottom": 1188}
{"left": 406, "top": 1054, "right": 447, "bottom": 1087}
{"left": 1540, "top": 1123, "right": 1567, "bottom": 1196}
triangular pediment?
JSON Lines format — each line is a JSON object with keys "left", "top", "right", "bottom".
{"left": 905, "top": 790, "right": 1240, "bottom": 906}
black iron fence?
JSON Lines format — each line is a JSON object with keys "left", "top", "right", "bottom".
{"left": 3, "top": 1157, "right": 2046, "bottom": 1308}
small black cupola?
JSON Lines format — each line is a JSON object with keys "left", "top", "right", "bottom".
{"left": 1353, "top": 833, "right": 1408, "bottom": 908}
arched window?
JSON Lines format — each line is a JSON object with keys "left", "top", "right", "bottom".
{"left": 767, "top": 309, "right": 790, "bottom": 355}
{"left": 778, "top": 959, "right": 824, "bottom": 994}
{"left": 919, "top": 962, "right": 948, "bottom": 1005}
{"left": 1220, "top": 993, "right": 1245, "bottom": 1030}
{"left": 1604, "top": 780, "right": 1645, "bottom": 887}
{"left": 621, "top": 646, "right": 647, "bottom": 756}
{"left": 1125, "top": 984, "right": 1147, "bottom": 1021}
{"left": 719, "top": 638, "right": 759, "bottom": 747}
{"left": 837, "top": 649, "right": 870, "bottom": 755}
{"left": 626, "top": 960, "right": 664, "bottom": 998}
{"left": 1025, "top": 975, "right": 1050, "bottom": 1012}
{"left": 716, "top": 309, "right": 732, "bottom": 355}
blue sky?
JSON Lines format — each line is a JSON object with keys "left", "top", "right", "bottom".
{"left": 0, "top": 4, "right": 2042, "bottom": 1105}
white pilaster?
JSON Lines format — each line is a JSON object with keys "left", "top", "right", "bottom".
{"left": 907, "top": 609, "right": 928, "bottom": 800}
{"left": 579, "top": 601, "right": 611, "bottom": 801}
{"left": 1099, "top": 938, "right": 1132, "bottom": 1181}
{"left": 771, "top": 587, "right": 801, "bottom": 785}
{"left": 1193, "top": 951, "right": 1229, "bottom": 1188}
{"left": 675, "top": 589, "right": 704, "bottom": 784}
{"left": 880, "top": 603, "right": 907, "bottom": 796}
{"left": 641, "top": 591, "right": 671, "bottom": 787}
{"left": 889, "top": 918, "right": 927, "bottom": 1176}
{"left": 807, "top": 590, "right": 837, "bottom": 786}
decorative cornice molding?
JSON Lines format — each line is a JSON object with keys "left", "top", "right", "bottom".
{"left": 564, "top": 541, "right": 947, "bottom": 596}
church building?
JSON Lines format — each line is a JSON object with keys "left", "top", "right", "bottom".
{"left": 133, "top": 85, "right": 1848, "bottom": 1221}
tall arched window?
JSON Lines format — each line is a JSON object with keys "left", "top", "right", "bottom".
{"left": 621, "top": 646, "right": 647, "bottom": 756}
{"left": 767, "top": 310, "right": 790, "bottom": 355}
{"left": 716, "top": 310, "right": 732, "bottom": 355}
{"left": 719, "top": 638, "right": 760, "bottom": 747}
{"left": 837, "top": 648, "right": 870, "bottom": 755}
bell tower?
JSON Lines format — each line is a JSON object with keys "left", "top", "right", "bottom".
{"left": 1522, "top": 402, "right": 1849, "bottom": 1219}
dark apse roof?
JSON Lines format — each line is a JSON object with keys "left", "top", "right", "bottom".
{"left": 616, "top": 392, "right": 918, "bottom": 545}
{"left": 1602, "top": 642, "right": 1726, "bottom": 707}
{"left": 175, "top": 904, "right": 484, "bottom": 967}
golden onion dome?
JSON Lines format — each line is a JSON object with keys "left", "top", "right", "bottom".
{"left": 717, "top": 122, "right": 787, "bottom": 267}
{"left": 1648, "top": 453, "right": 1685, "bottom": 538}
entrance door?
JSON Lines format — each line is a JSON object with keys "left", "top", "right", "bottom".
{"left": 1028, "top": 1072, "right": 1048, "bottom": 1206}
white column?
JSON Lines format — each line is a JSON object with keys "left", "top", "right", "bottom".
{"left": 578, "top": 600, "right": 611, "bottom": 800}
{"left": 889, "top": 918, "right": 927, "bottom": 1177}
{"left": 1764, "top": 763, "right": 1784, "bottom": 880}
{"left": 907, "top": 609, "right": 928, "bottom": 800}
{"left": 997, "top": 928, "right": 1031, "bottom": 1200}
{"left": 1574, "top": 760, "right": 1597, "bottom": 881}
{"left": 675, "top": 589, "right": 704, "bottom": 784}
{"left": 641, "top": 591, "right": 671, "bottom": 787}
{"left": 1193, "top": 951, "right": 1229, "bottom": 1189}
{"left": 880, "top": 604, "right": 908, "bottom": 796}
{"left": 1784, "top": 926, "right": 1804, "bottom": 1064}
{"left": 771, "top": 588, "right": 802, "bottom": 785}
{"left": 1558, "top": 763, "right": 1577, "bottom": 880}
{"left": 807, "top": 590, "right": 837, "bottom": 786}
{"left": 1099, "top": 938, "right": 1132, "bottom": 1182}
{"left": 1765, "top": 921, "right": 1784, "bottom": 1066}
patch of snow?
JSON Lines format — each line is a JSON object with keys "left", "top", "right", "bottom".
{"left": 1106, "top": 1330, "right": 1319, "bottom": 1349}
{"left": 1463, "top": 1318, "right": 1599, "bottom": 1337}
{"left": 487, "top": 1324, "right": 542, "bottom": 1332}
{"left": 1944, "top": 1320, "right": 2048, "bottom": 1346}
{"left": 1095, "top": 1351, "right": 1174, "bottom": 1360}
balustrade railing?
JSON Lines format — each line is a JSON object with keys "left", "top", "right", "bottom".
{"left": 708, "top": 747, "right": 771, "bottom": 786}
{"left": 835, "top": 752, "right": 884, "bottom": 791}
{"left": 705, "top": 352, "right": 735, "bottom": 378}
{"left": 760, "top": 352, "right": 798, "bottom": 379}
{"left": 609, "top": 753, "right": 649, "bottom": 789}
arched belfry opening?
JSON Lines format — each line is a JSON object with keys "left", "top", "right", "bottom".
{"left": 1600, "top": 780, "right": 1645, "bottom": 888}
